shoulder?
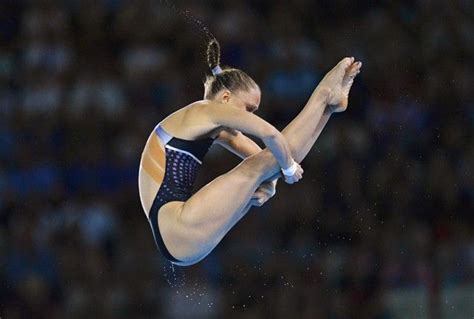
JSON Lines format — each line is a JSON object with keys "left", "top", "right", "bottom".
{"left": 162, "top": 100, "right": 211, "bottom": 126}
{"left": 188, "top": 101, "right": 241, "bottom": 138}
{"left": 180, "top": 100, "right": 227, "bottom": 121}
{"left": 160, "top": 100, "right": 225, "bottom": 140}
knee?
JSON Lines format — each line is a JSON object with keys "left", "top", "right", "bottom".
{"left": 238, "top": 150, "right": 276, "bottom": 179}
{"left": 237, "top": 160, "right": 261, "bottom": 179}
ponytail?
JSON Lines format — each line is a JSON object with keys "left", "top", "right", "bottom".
{"left": 206, "top": 38, "right": 221, "bottom": 70}
{"left": 203, "top": 38, "right": 259, "bottom": 99}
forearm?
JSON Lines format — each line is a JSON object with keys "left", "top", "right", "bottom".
{"left": 232, "top": 136, "right": 262, "bottom": 159}
{"left": 216, "top": 129, "right": 263, "bottom": 159}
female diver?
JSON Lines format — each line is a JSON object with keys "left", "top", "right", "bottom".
{"left": 139, "top": 38, "right": 362, "bottom": 266}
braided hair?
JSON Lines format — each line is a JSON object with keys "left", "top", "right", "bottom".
{"left": 203, "top": 38, "right": 259, "bottom": 99}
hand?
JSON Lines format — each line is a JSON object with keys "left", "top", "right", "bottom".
{"left": 251, "top": 179, "right": 277, "bottom": 206}
{"left": 283, "top": 162, "right": 303, "bottom": 184}
{"left": 318, "top": 57, "right": 362, "bottom": 113}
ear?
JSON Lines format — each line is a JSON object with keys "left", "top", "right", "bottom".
{"left": 221, "top": 90, "right": 232, "bottom": 103}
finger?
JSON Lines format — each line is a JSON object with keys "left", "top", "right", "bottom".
{"left": 252, "top": 193, "right": 265, "bottom": 204}
{"left": 261, "top": 188, "right": 274, "bottom": 196}
{"left": 251, "top": 199, "right": 262, "bottom": 207}
{"left": 254, "top": 190, "right": 265, "bottom": 198}
{"left": 257, "top": 193, "right": 268, "bottom": 203}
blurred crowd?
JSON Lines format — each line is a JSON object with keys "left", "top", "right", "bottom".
{"left": 0, "top": 0, "right": 473, "bottom": 318}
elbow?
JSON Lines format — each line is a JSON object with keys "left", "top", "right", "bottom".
{"left": 262, "top": 127, "right": 280, "bottom": 141}
{"left": 262, "top": 128, "right": 284, "bottom": 147}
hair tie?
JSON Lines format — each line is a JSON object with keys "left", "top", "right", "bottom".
{"left": 212, "top": 65, "right": 223, "bottom": 76}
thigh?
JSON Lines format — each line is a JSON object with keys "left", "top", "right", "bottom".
{"left": 179, "top": 151, "right": 274, "bottom": 230}
{"left": 156, "top": 171, "right": 258, "bottom": 264}
{"left": 157, "top": 151, "right": 277, "bottom": 262}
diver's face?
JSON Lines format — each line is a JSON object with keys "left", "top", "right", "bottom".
{"left": 220, "top": 87, "right": 261, "bottom": 113}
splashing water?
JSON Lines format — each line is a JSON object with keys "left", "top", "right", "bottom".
{"left": 163, "top": 262, "right": 186, "bottom": 288}
{"left": 159, "top": 0, "right": 216, "bottom": 43}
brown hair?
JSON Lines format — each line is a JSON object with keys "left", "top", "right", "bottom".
{"left": 203, "top": 38, "right": 259, "bottom": 99}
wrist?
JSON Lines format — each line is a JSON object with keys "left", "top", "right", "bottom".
{"left": 281, "top": 160, "right": 297, "bottom": 176}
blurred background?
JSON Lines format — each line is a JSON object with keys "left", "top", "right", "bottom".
{"left": 0, "top": 0, "right": 473, "bottom": 318}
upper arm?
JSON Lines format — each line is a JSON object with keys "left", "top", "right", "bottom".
{"left": 207, "top": 103, "right": 279, "bottom": 140}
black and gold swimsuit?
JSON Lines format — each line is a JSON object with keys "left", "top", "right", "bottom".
{"left": 140, "top": 125, "right": 214, "bottom": 263}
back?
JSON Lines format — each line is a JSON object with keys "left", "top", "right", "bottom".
{"left": 138, "top": 100, "right": 219, "bottom": 215}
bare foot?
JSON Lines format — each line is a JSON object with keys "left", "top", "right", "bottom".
{"left": 318, "top": 57, "right": 362, "bottom": 113}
